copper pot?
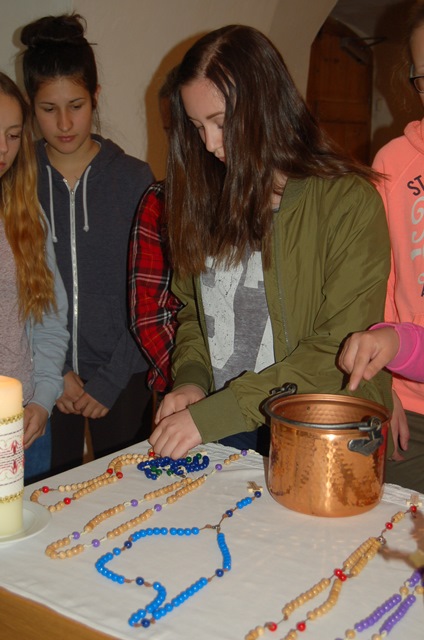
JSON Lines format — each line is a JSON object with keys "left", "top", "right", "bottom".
{"left": 263, "top": 384, "right": 390, "bottom": 517}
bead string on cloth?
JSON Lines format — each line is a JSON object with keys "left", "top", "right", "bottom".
{"left": 31, "top": 450, "right": 211, "bottom": 513}
{"left": 137, "top": 451, "right": 210, "bottom": 480}
{"left": 95, "top": 482, "right": 264, "bottom": 629}
{"left": 29, "top": 449, "right": 249, "bottom": 559}
{"left": 335, "top": 568, "right": 423, "bottom": 640}
{"left": 245, "top": 496, "right": 422, "bottom": 640}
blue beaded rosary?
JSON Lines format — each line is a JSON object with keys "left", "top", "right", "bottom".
{"left": 95, "top": 482, "right": 263, "bottom": 628}
{"left": 137, "top": 452, "right": 210, "bottom": 480}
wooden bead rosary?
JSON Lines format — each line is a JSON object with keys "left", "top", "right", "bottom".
{"left": 245, "top": 495, "right": 423, "bottom": 640}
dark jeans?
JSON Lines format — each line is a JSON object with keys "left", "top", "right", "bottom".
{"left": 219, "top": 424, "right": 270, "bottom": 457}
{"left": 385, "top": 410, "right": 424, "bottom": 493}
{"left": 24, "top": 418, "right": 52, "bottom": 485}
{"left": 50, "top": 372, "right": 152, "bottom": 474}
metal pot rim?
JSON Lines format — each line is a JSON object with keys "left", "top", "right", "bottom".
{"left": 263, "top": 391, "right": 390, "bottom": 431}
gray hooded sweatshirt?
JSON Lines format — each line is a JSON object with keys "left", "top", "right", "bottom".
{"left": 36, "top": 134, "right": 154, "bottom": 408}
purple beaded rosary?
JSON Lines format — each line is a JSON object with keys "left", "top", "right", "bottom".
{"left": 245, "top": 497, "right": 422, "bottom": 640}
{"left": 95, "top": 482, "right": 263, "bottom": 628}
{"left": 340, "top": 568, "right": 423, "bottom": 639}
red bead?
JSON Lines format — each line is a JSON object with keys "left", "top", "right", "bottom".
{"left": 385, "top": 522, "right": 393, "bottom": 530}
{"left": 106, "top": 468, "right": 113, "bottom": 475}
{"left": 116, "top": 471, "right": 123, "bottom": 479}
{"left": 334, "top": 568, "right": 342, "bottom": 578}
{"left": 64, "top": 497, "right": 71, "bottom": 505}
{"left": 149, "top": 450, "right": 156, "bottom": 457}
{"left": 339, "top": 572, "right": 347, "bottom": 581}
{"left": 410, "top": 505, "right": 417, "bottom": 513}
{"left": 296, "top": 621, "right": 306, "bottom": 632}
{"left": 267, "top": 622, "right": 278, "bottom": 632}
{"left": 42, "top": 486, "right": 50, "bottom": 493}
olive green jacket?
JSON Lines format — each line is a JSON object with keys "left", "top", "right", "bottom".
{"left": 171, "top": 175, "right": 392, "bottom": 443}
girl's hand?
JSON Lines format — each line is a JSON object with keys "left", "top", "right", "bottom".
{"left": 339, "top": 327, "right": 400, "bottom": 391}
{"left": 23, "top": 403, "right": 49, "bottom": 448}
{"left": 155, "top": 385, "right": 206, "bottom": 423}
{"left": 56, "top": 371, "right": 85, "bottom": 414}
{"left": 73, "top": 392, "right": 109, "bottom": 419}
{"left": 149, "top": 408, "right": 202, "bottom": 459}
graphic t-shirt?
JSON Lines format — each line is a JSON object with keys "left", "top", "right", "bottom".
{"left": 200, "top": 250, "right": 274, "bottom": 391}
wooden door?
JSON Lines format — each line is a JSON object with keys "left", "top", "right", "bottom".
{"left": 307, "top": 18, "right": 373, "bottom": 164}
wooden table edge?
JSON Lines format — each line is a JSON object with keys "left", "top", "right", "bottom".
{"left": 0, "top": 586, "right": 118, "bottom": 640}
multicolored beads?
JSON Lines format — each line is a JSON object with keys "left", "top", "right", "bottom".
{"left": 245, "top": 500, "right": 421, "bottom": 640}
{"left": 137, "top": 452, "right": 210, "bottom": 479}
{"left": 338, "top": 569, "right": 424, "bottom": 640}
{"left": 36, "top": 448, "right": 249, "bottom": 559}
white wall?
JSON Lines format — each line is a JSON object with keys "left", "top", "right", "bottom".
{"left": 1, "top": 0, "right": 336, "bottom": 177}
{"left": 0, "top": 0, "right": 71, "bottom": 80}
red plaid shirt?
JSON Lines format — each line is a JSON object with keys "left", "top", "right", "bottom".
{"left": 128, "top": 182, "right": 182, "bottom": 392}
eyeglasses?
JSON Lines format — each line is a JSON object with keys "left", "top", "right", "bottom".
{"left": 409, "top": 65, "right": 424, "bottom": 93}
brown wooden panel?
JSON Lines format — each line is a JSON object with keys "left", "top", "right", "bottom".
{"left": 307, "top": 18, "right": 373, "bottom": 163}
{"left": 313, "top": 100, "right": 370, "bottom": 122}
{"left": 320, "top": 121, "right": 370, "bottom": 160}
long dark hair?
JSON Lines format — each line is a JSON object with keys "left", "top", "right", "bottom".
{"left": 167, "top": 25, "right": 378, "bottom": 278}
{"left": 20, "top": 13, "right": 98, "bottom": 108}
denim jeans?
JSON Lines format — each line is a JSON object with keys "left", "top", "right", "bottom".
{"left": 24, "top": 418, "right": 52, "bottom": 484}
{"left": 218, "top": 424, "right": 270, "bottom": 457}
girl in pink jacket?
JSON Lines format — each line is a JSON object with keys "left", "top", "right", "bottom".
{"left": 339, "top": 322, "right": 424, "bottom": 388}
{"left": 342, "top": 1, "right": 424, "bottom": 492}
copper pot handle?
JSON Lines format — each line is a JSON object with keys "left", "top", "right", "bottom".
{"left": 348, "top": 417, "right": 384, "bottom": 457}
{"left": 269, "top": 382, "right": 298, "bottom": 396}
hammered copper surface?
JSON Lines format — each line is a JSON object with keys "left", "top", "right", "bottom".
{"left": 265, "top": 394, "right": 390, "bottom": 518}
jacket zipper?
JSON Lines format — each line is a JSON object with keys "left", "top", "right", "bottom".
{"left": 65, "top": 180, "right": 80, "bottom": 375}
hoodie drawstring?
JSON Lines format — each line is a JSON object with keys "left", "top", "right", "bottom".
{"left": 46, "top": 165, "right": 57, "bottom": 242}
{"left": 45, "top": 164, "right": 91, "bottom": 237}
{"left": 82, "top": 166, "right": 91, "bottom": 232}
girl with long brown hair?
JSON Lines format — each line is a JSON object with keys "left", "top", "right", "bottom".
{"left": 150, "top": 25, "right": 392, "bottom": 459}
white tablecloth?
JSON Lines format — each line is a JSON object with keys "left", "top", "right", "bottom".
{"left": 0, "top": 442, "right": 423, "bottom": 640}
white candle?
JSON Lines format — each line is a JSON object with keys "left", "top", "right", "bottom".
{"left": 0, "top": 375, "right": 24, "bottom": 536}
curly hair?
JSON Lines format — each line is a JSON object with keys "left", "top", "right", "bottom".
{"left": 0, "top": 72, "right": 55, "bottom": 321}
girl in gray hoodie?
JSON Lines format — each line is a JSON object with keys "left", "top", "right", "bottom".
{"left": 20, "top": 14, "right": 154, "bottom": 472}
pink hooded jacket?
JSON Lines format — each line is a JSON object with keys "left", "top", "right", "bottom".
{"left": 373, "top": 120, "right": 424, "bottom": 412}
{"left": 371, "top": 322, "right": 424, "bottom": 382}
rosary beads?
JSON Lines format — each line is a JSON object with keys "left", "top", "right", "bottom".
{"left": 336, "top": 568, "right": 423, "bottom": 640}
{"left": 95, "top": 483, "right": 263, "bottom": 628}
{"left": 30, "top": 449, "right": 248, "bottom": 559}
{"left": 137, "top": 452, "right": 210, "bottom": 479}
{"left": 30, "top": 452, "right": 150, "bottom": 513}
{"left": 245, "top": 499, "right": 422, "bottom": 640}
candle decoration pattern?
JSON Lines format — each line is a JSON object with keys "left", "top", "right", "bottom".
{"left": 0, "top": 375, "right": 24, "bottom": 536}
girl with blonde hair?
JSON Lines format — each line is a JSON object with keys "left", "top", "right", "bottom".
{"left": 0, "top": 71, "right": 68, "bottom": 482}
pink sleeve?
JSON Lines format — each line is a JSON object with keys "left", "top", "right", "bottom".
{"left": 370, "top": 322, "right": 424, "bottom": 382}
